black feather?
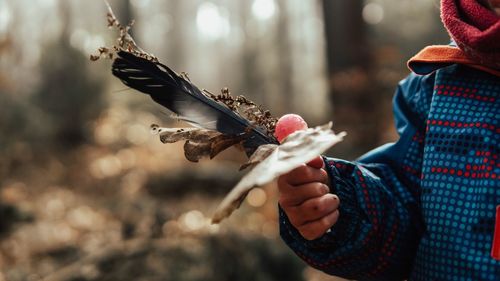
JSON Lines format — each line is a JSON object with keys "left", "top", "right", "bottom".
{"left": 111, "top": 51, "right": 278, "bottom": 152}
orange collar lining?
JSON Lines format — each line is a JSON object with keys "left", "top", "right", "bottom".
{"left": 407, "top": 45, "right": 500, "bottom": 77}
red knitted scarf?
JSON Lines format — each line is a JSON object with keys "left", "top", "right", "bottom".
{"left": 441, "top": 0, "right": 500, "bottom": 69}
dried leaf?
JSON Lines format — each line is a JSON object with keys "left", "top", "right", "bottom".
{"left": 183, "top": 134, "right": 245, "bottom": 162}
{"left": 183, "top": 140, "right": 212, "bottom": 162}
{"left": 151, "top": 125, "right": 246, "bottom": 162}
{"left": 209, "top": 134, "right": 247, "bottom": 159}
{"left": 152, "top": 125, "right": 219, "bottom": 143}
{"left": 211, "top": 122, "right": 347, "bottom": 223}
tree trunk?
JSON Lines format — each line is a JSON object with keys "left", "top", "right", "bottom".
{"left": 322, "top": 0, "right": 367, "bottom": 73}
{"left": 322, "top": 0, "right": 384, "bottom": 158}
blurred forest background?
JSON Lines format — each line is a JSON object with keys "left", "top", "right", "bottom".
{"left": 0, "top": 0, "right": 449, "bottom": 280}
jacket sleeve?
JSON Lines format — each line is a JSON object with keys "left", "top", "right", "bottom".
{"left": 279, "top": 72, "right": 435, "bottom": 280}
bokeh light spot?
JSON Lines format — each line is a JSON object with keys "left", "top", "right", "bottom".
{"left": 130, "top": 0, "right": 151, "bottom": 9}
{"left": 196, "top": 2, "right": 230, "bottom": 41}
{"left": 126, "top": 124, "right": 149, "bottom": 145}
{"left": 251, "top": 0, "right": 277, "bottom": 21}
{"left": 362, "top": 3, "right": 384, "bottom": 25}
{"left": 0, "top": 2, "right": 12, "bottom": 34}
{"left": 179, "top": 210, "right": 206, "bottom": 231}
{"left": 246, "top": 187, "right": 267, "bottom": 207}
{"left": 89, "top": 155, "right": 123, "bottom": 179}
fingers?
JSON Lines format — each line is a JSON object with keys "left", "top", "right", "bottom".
{"left": 277, "top": 157, "right": 338, "bottom": 241}
{"left": 297, "top": 210, "right": 340, "bottom": 240}
{"left": 306, "top": 156, "right": 324, "bottom": 169}
{"left": 278, "top": 165, "right": 329, "bottom": 188}
{"left": 284, "top": 194, "right": 340, "bottom": 226}
{"left": 279, "top": 182, "right": 329, "bottom": 207}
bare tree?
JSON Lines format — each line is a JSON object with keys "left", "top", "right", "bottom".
{"left": 322, "top": 0, "right": 368, "bottom": 73}
{"left": 321, "top": 0, "right": 385, "bottom": 157}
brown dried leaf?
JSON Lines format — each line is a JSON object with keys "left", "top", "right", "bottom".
{"left": 183, "top": 134, "right": 245, "bottom": 162}
{"left": 151, "top": 125, "right": 245, "bottom": 162}
{"left": 209, "top": 134, "right": 247, "bottom": 159}
{"left": 154, "top": 126, "right": 219, "bottom": 143}
{"left": 184, "top": 140, "right": 212, "bottom": 162}
{"left": 211, "top": 122, "right": 347, "bottom": 223}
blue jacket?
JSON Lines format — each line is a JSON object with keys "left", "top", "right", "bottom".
{"left": 280, "top": 64, "right": 500, "bottom": 280}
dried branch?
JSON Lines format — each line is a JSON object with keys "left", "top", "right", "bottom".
{"left": 203, "top": 88, "right": 277, "bottom": 137}
{"left": 90, "top": 1, "right": 157, "bottom": 63}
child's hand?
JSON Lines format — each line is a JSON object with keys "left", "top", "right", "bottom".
{"left": 275, "top": 114, "right": 340, "bottom": 240}
{"left": 278, "top": 156, "right": 340, "bottom": 240}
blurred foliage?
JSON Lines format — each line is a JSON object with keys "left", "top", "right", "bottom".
{"left": 32, "top": 36, "right": 106, "bottom": 148}
{"left": 0, "top": 38, "right": 34, "bottom": 239}
{"left": 145, "top": 165, "right": 241, "bottom": 199}
{"left": 0, "top": 92, "right": 29, "bottom": 151}
{"left": 25, "top": 234, "right": 305, "bottom": 281}
{"left": 0, "top": 52, "right": 35, "bottom": 163}
{"left": 0, "top": 203, "right": 33, "bottom": 238}
{"left": 91, "top": 234, "right": 306, "bottom": 281}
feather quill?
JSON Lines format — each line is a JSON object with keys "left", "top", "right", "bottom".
{"left": 111, "top": 51, "right": 278, "bottom": 153}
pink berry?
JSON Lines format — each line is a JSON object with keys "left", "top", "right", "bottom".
{"left": 274, "top": 114, "right": 308, "bottom": 143}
